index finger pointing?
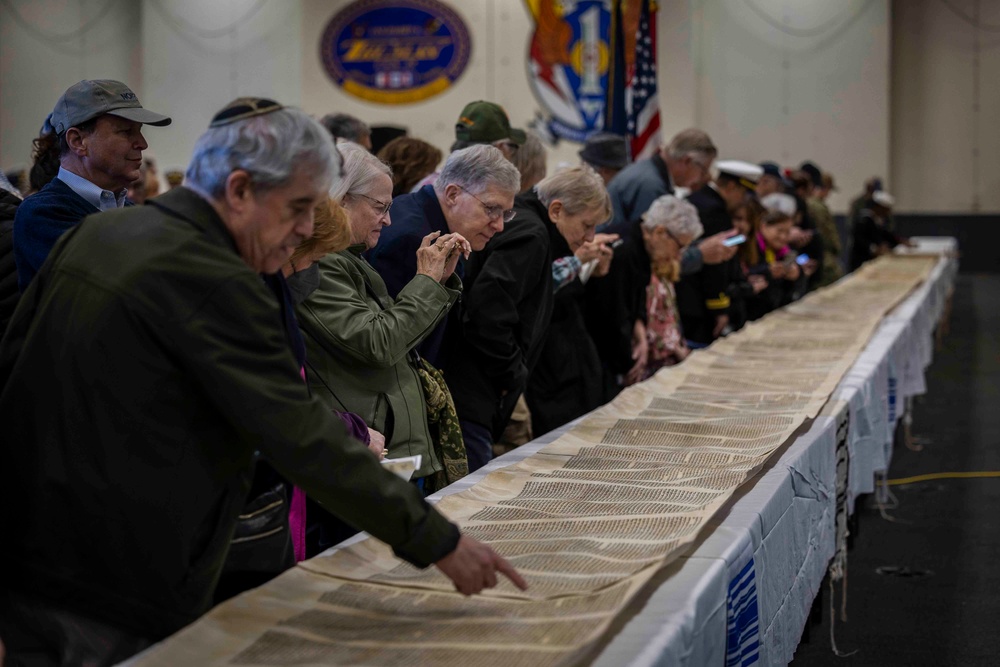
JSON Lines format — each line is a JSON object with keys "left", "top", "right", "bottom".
{"left": 494, "top": 554, "right": 528, "bottom": 591}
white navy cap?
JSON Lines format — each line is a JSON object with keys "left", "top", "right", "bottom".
{"left": 761, "top": 192, "right": 797, "bottom": 217}
{"left": 716, "top": 160, "right": 764, "bottom": 191}
{"left": 872, "top": 190, "right": 895, "bottom": 208}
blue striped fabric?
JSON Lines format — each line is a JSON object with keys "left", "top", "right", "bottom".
{"left": 726, "top": 558, "right": 761, "bottom": 666}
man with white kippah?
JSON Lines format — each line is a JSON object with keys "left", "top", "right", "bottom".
{"left": 13, "top": 79, "right": 172, "bottom": 291}
{"left": 678, "top": 159, "right": 763, "bottom": 346}
{"left": 850, "top": 188, "right": 907, "bottom": 270}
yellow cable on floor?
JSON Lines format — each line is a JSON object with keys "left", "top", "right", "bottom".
{"left": 886, "top": 471, "right": 1000, "bottom": 486}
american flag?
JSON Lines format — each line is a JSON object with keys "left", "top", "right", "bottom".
{"left": 626, "top": 0, "right": 661, "bottom": 161}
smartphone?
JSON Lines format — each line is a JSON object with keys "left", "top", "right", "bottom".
{"left": 795, "top": 254, "right": 810, "bottom": 266}
{"left": 722, "top": 234, "right": 746, "bottom": 247}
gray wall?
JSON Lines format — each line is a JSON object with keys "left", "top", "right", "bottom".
{"left": 2, "top": 0, "right": 999, "bottom": 220}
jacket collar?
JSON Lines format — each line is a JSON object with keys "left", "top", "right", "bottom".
{"left": 652, "top": 152, "right": 674, "bottom": 192}
{"left": 519, "top": 188, "right": 572, "bottom": 259}
{"left": 148, "top": 186, "right": 239, "bottom": 256}
{"left": 415, "top": 184, "right": 450, "bottom": 235}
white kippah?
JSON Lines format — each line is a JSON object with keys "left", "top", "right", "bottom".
{"left": 872, "top": 190, "right": 895, "bottom": 208}
{"left": 761, "top": 192, "right": 797, "bottom": 217}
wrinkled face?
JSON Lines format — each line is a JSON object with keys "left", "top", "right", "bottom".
{"left": 442, "top": 183, "right": 516, "bottom": 251}
{"left": 760, "top": 219, "right": 793, "bottom": 251}
{"left": 228, "top": 167, "right": 327, "bottom": 274}
{"left": 78, "top": 115, "right": 149, "bottom": 192}
{"left": 666, "top": 150, "right": 712, "bottom": 190}
{"left": 550, "top": 201, "right": 604, "bottom": 252}
{"left": 642, "top": 224, "right": 692, "bottom": 265}
{"left": 343, "top": 172, "right": 393, "bottom": 250}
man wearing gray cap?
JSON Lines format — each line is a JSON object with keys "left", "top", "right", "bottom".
{"left": 12, "top": 79, "right": 171, "bottom": 290}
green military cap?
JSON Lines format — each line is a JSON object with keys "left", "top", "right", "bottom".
{"left": 455, "top": 101, "right": 526, "bottom": 145}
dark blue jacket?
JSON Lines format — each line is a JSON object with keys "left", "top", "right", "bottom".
{"left": 13, "top": 178, "right": 99, "bottom": 292}
{"left": 365, "top": 185, "right": 463, "bottom": 367}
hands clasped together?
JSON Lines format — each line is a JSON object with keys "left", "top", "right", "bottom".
{"left": 416, "top": 231, "right": 472, "bottom": 283}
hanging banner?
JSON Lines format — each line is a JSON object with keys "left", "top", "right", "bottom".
{"left": 319, "top": 0, "right": 472, "bottom": 105}
{"left": 524, "top": 0, "right": 612, "bottom": 143}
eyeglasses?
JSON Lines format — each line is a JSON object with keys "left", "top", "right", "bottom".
{"left": 456, "top": 185, "right": 515, "bottom": 223}
{"left": 662, "top": 226, "right": 688, "bottom": 251}
{"left": 349, "top": 192, "right": 392, "bottom": 218}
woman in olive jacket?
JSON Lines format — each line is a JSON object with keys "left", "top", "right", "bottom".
{"left": 292, "top": 143, "right": 470, "bottom": 487}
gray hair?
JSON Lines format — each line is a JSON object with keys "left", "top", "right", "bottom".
{"left": 534, "top": 165, "right": 610, "bottom": 220}
{"left": 434, "top": 144, "right": 520, "bottom": 196}
{"left": 512, "top": 130, "right": 547, "bottom": 192}
{"left": 328, "top": 141, "right": 392, "bottom": 202}
{"left": 665, "top": 128, "right": 717, "bottom": 164}
{"left": 641, "top": 194, "right": 703, "bottom": 240}
{"left": 186, "top": 107, "right": 337, "bottom": 198}
{"left": 320, "top": 113, "right": 370, "bottom": 143}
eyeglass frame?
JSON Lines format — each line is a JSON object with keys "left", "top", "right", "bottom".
{"left": 455, "top": 184, "right": 516, "bottom": 223}
{"left": 659, "top": 225, "right": 690, "bottom": 252}
{"left": 348, "top": 191, "right": 392, "bottom": 218}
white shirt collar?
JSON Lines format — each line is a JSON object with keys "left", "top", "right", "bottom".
{"left": 57, "top": 166, "right": 127, "bottom": 211}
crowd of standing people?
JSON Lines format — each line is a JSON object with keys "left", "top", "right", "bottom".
{"left": 0, "top": 79, "right": 907, "bottom": 665}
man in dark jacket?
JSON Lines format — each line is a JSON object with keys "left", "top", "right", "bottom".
{"left": 850, "top": 190, "right": 904, "bottom": 270}
{"left": 679, "top": 160, "right": 762, "bottom": 346}
{"left": 602, "top": 128, "right": 717, "bottom": 239}
{"left": 447, "top": 167, "right": 610, "bottom": 470}
{"left": 0, "top": 99, "right": 524, "bottom": 666}
{"left": 366, "top": 145, "right": 521, "bottom": 367}
{"left": 13, "top": 79, "right": 172, "bottom": 291}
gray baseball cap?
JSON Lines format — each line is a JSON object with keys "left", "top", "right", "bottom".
{"left": 44, "top": 79, "right": 171, "bottom": 135}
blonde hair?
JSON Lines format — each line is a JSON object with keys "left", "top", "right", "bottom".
{"left": 534, "top": 165, "right": 611, "bottom": 219}
{"left": 290, "top": 197, "right": 352, "bottom": 266}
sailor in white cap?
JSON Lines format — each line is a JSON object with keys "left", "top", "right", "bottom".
{"left": 679, "top": 159, "right": 764, "bottom": 347}
{"left": 850, "top": 188, "right": 906, "bottom": 270}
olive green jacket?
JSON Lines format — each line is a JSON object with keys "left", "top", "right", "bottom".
{"left": 0, "top": 188, "right": 459, "bottom": 641}
{"left": 807, "top": 197, "right": 844, "bottom": 286}
{"left": 297, "top": 245, "right": 460, "bottom": 478}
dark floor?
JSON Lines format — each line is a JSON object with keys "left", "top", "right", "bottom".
{"left": 790, "top": 275, "right": 1000, "bottom": 666}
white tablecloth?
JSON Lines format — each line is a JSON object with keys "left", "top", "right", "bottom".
{"left": 326, "top": 240, "right": 958, "bottom": 666}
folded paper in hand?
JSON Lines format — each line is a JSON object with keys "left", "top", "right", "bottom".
{"left": 380, "top": 454, "right": 422, "bottom": 481}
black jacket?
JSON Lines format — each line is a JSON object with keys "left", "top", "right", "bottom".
{"left": 586, "top": 234, "right": 650, "bottom": 401}
{"left": 850, "top": 208, "right": 900, "bottom": 270}
{"left": 678, "top": 185, "right": 733, "bottom": 344}
{"left": 0, "top": 187, "right": 458, "bottom": 641}
{"left": 445, "top": 189, "right": 559, "bottom": 438}
{"left": 527, "top": 276, "right": 603, "bottom": 436}
{"left": 0, "top": 188, "right": 20, "bottom": 335}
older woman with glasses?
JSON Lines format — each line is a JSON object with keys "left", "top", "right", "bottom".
{"left": 638, "top": 195, "right": 704, "bottom": 379}
{"left": 292, "top": 142, "right": 472, "bottom": 512}
{"left": 586, "top": 194, "right": 703, "bottom": 395}
{"left": 445, "top": 166, "right": 612, "bottom": 466}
